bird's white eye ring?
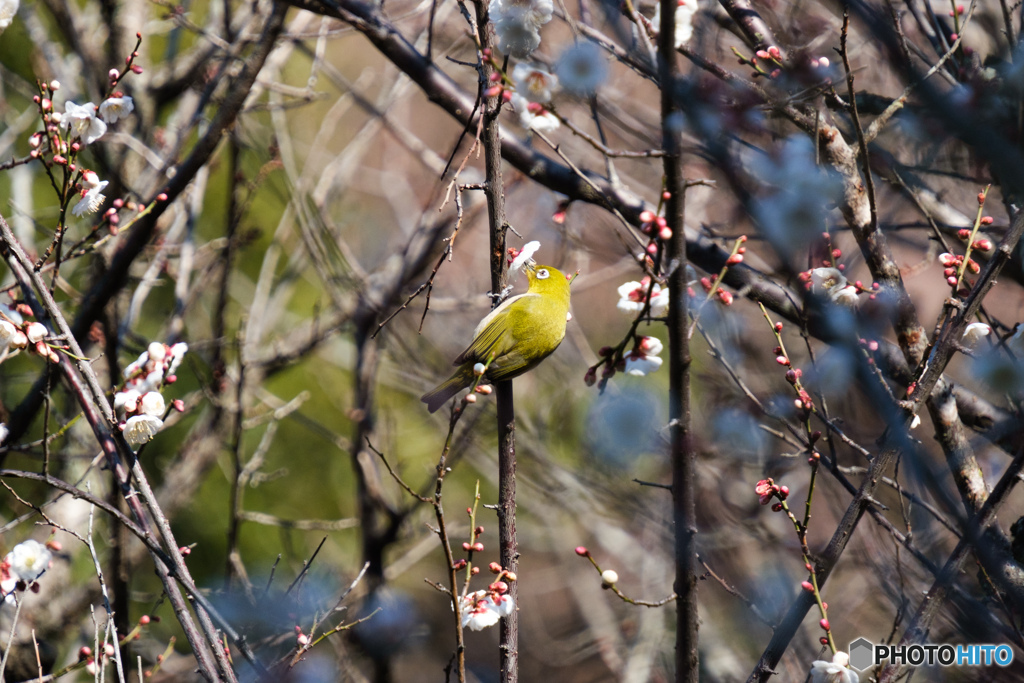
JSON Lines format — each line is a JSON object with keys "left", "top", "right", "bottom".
{"left": 537, "top": 269, "right": 549, "bottom": 279}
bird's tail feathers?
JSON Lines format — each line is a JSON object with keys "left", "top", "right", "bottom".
{"left": 421, "top": 365, "right": 476, "bottom": 414}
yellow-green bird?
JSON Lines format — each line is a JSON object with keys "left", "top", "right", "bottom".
{"left": 421, "top": 263, "right": 572, "bottom": 413}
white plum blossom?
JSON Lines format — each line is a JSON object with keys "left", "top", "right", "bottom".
{"left": 168, "top": 342, "right": 188, "bottom": 376}
{"left": 148, "top": 341, "right": 168, "bottom": 362}
{"left": 810, "top": 651, "right": 859, "bottom": 683}
{"left": 72, "top": 172, "right": 108, "bottom": 216}
{"left": 0, "top": 0, "right": 17, "bottom": 32}
{"left": 810, "top": 267, "right": 847, "bottom": 297}
{"left": 512, "top": 63, "right": 558, "bottom": 102}
{"left": 617, "top": 279, "right": 669, "bottom": 314}
{"left": 124, "top": 341, "right": 188, "bottom": 393}
{"left": 555, "top": 42, "right": 608, "bottom": 96}
{"left": 123, "top": 414, "right": 163, "bottom": 450}
{"left": 624, "top": 336, "right": 663, "bottom": 375}
{"left": 510, "top": 240, "right": 541, "bottom": 273}
{"left": 25, "top": 321, "right": 47, "bottom": 344}
{"left": 140, "top": 391, "right": 166, "bottom": 417}
{"left": 511, "top": 94, "right": 560, "bottom": 133}
{"left": 114, "top": 389, "right": 141, "bottom": 414}
{"left": 0, "top": 423, "right": 7, "bottom": 445}
{"left": 652, "top": 0, "right": 699, "bottom": 48}
{"left": 459, "top": 590, "right": 515, "bottom": 631}
{"left": 831, "top": 285, "right": 859, "bottom": 307}
{"left": 6, "top": 539, "right": 52, "bottom": 583}
{"left": 98, "top": 95, "right": 134, "bottom": 123}
{"left": 0, "top": 320, "right": 16, "bottom": 349}
{"left": 60, "top": 101, "right": 107, "bottom": 145}
{"left": 489, "top": 0, "right": 553, "bottom": 57}
{"left": 963, "top": 322, "right": 992, "bottom": 347}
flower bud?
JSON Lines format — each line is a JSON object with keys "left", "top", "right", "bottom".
{"left": 575, "top": 546, "right": 589, "bottom": 556}
{"left": 601, "top": 570, "right": 619, "bottom": 585}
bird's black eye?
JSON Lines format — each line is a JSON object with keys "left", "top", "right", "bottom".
{"left": 537, "top": 269, "right": 549, "bottom": 279}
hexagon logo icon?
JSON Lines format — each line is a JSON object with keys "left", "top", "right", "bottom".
{"left": 849, "top": 637, "right": 874, "bottom": 671}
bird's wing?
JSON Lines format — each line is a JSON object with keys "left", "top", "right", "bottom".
{"left": 453, "top": 293, "right": 538, "bottom": 367}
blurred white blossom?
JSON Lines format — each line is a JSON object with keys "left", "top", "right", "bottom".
{"left": 555, "top": 42, "right": 608, "bottom": 96}
{"left": 962, "top": 322, "right": 991, "bottom": 347}
{"left": 752, "top": 137, "right": 841, "bottom": 254}
{"left": 490, "top": 0, "right": 552, "bottom": 57}
{"left": 652, "top": 0, "right": 699, "bottom": 48}
{"left": 809, "top": 267, "right": 847, "bottom": 297}
{"left": 0, "top": 0, "right": 18, "bottom": 32}
{"left": 99, "top": 95, "right": 134, "bottom": 124}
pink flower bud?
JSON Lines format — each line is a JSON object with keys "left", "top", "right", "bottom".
{"left": 726, "top": 253, "right": 743, "bottom": 265}
{"left": 978, "top": 192, "right": 986, "bottom": 204}
{"left": 109, "top": 69, "right": 120, "bottom": 81}
{"left": 820, "top": 618, "right": 830, "bottom": 631}
{"left": 472, "top": 542, "right": 484, "bottom": 552}
{"left": 775, "top": 356, "right": 790, "bottom": 366}
{"left": 801, "top": 581, "right": 814, "bottom": 592}
{"left": 980, "top": 215, "right": 994, "bottom": 225}
{"left": 639, "top": 210, "right": 655, "bottom": 223}
{"left": 471, "top": 566, "right": 480, "bottom": 575}
{"left": 575, "top": 546, "right": 589, "bottom": 556}
{"left": 659, "top": 227, "right": 672, "bottom": 240}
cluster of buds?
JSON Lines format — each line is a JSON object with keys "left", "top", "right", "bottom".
{"left": 799, "top": 572, "right": 833, "bottom": 644}
{"left": 484, "top": 70, "right": 514, "bottom": 101}
{"left": 742, "top": 45, "right": 782, "bottom": 79}
{"left": 938, "top": 251, "right": 979, "bottom": 288}
{"left": 115, "top": 341, "right": 188, "bottom": 450}
{"left": 79, "top": 643, "right": 116, "bottom": 675}
{"left": 639, "top": 209, "right": 673, "bottom": 247}
{"left": 780, "top": 363, "right": 813, "bottom": 411}
{"left": 754, "top": 478, "right": 789, "bottom": 511}
{"left": 123, "top": 341, "right": 188, "bottom": 393}
{"left": 0, "top": 303, "right": 61, "bottom": 363}
{"left": 699, "top": 276, "right": 734, "bottom": 306}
